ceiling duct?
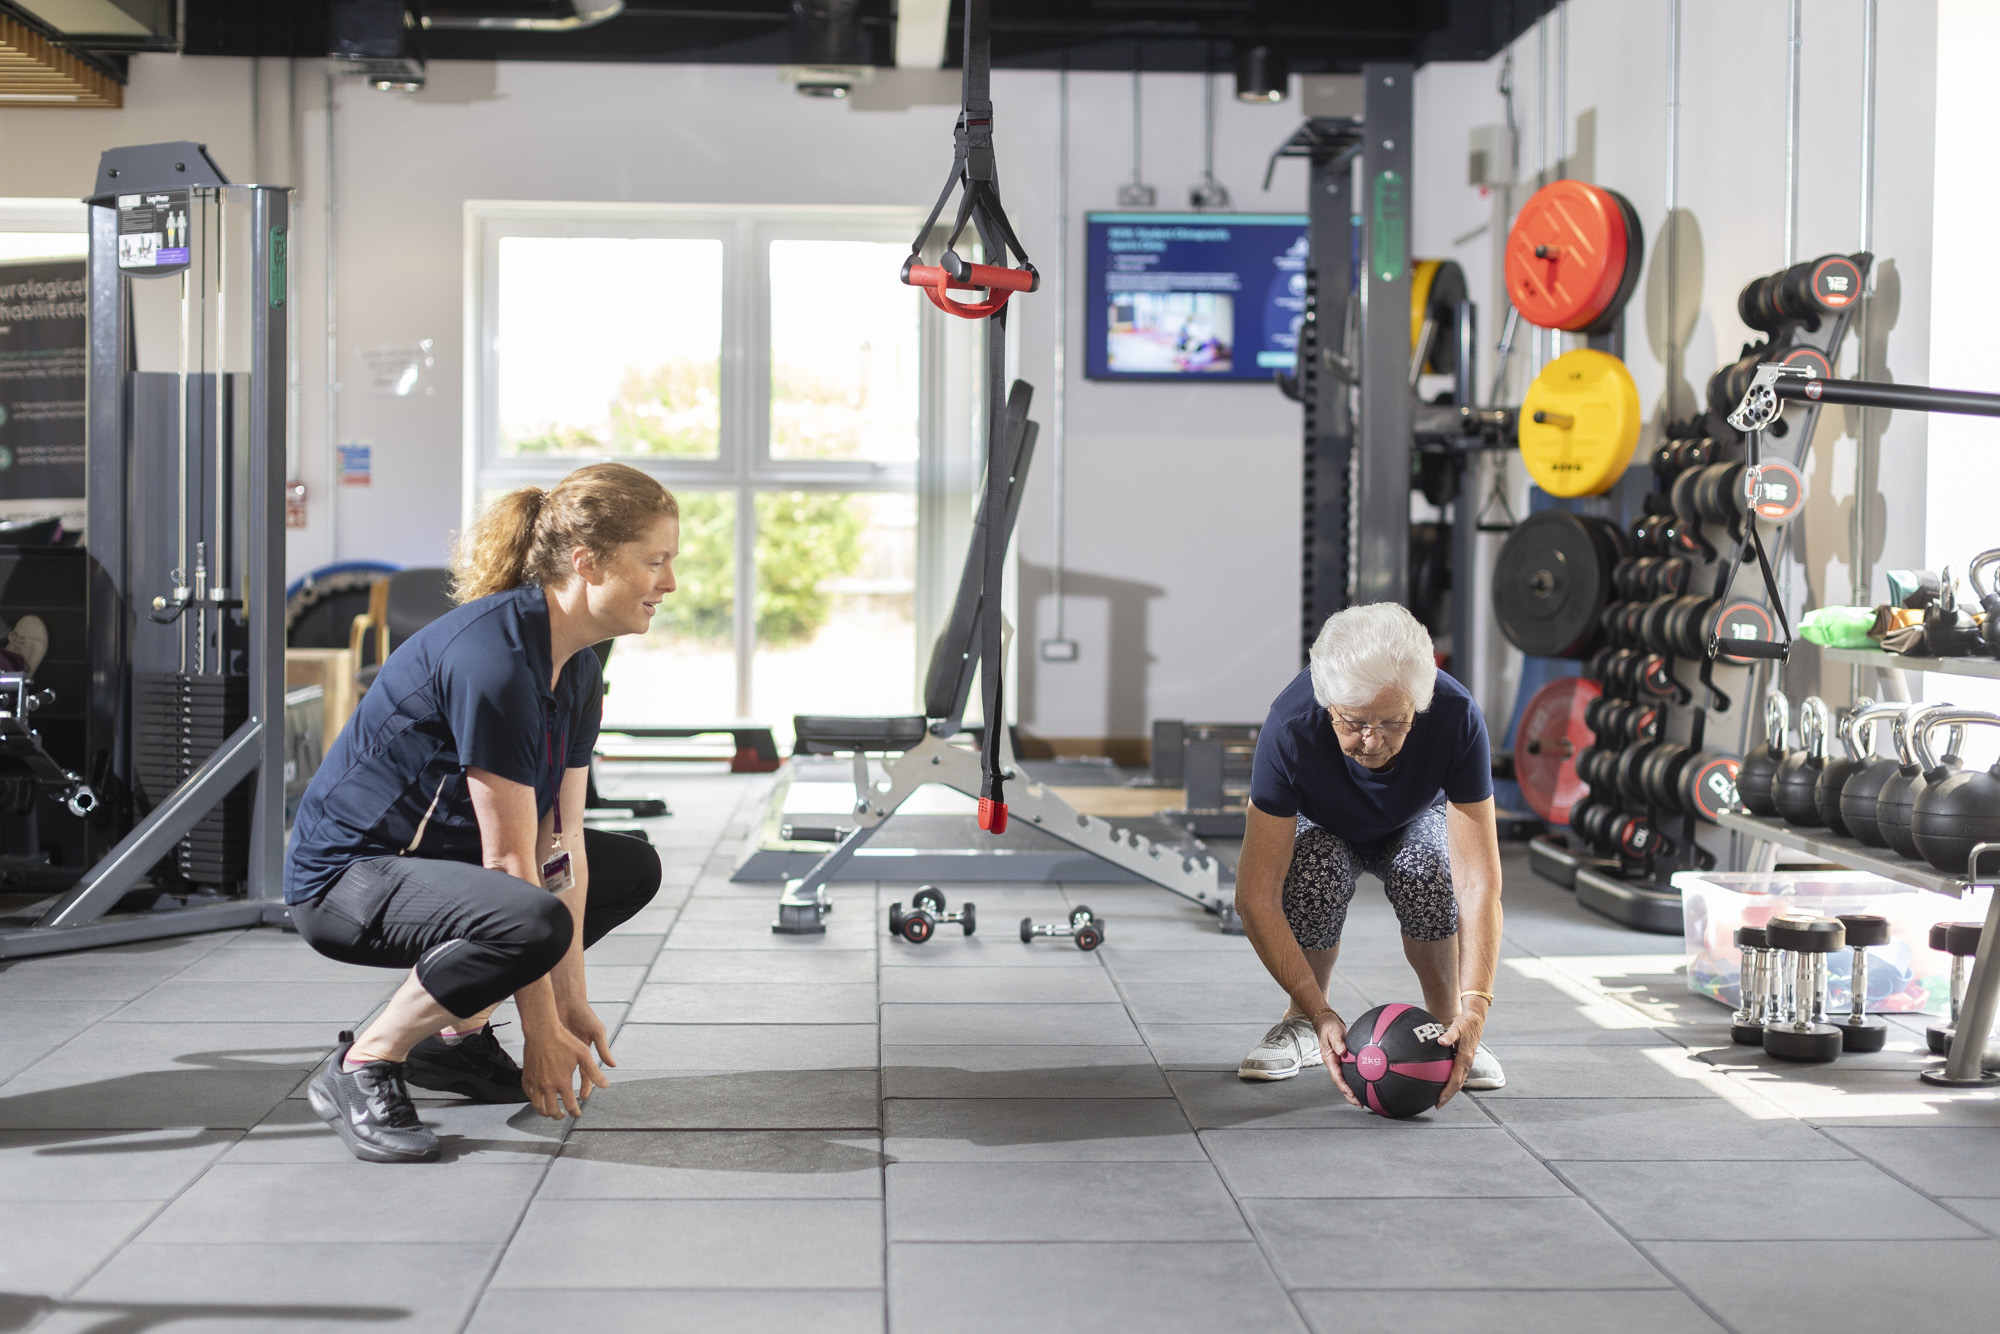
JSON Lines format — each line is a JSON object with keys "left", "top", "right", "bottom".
{"left": 0, "top": 7, "right": 122, "bottom": 106}
{"left": 783, "top": 0, "right": 868, "bottom": 98}
{"left": 423, "top": 0, "right": 624, "bottom": 33}
{"left": 329, "top": 0, "right": 424, "bottom": 91}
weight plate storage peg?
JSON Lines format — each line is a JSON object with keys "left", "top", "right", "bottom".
{"left": 1762, "top": 913, "right": 1847, "bottom": 1063}
{"left": 1491, "top": 511, "right": 1625, "bottom": 658}
{"left": 1504, "top": 180, "right": 1644, "bottom": 332}
{"left": 1519, "top": 350, "right": 1643, "bottom": 497}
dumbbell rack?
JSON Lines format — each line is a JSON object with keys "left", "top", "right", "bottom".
{"left": 1565, "top": 258, "right": 1868, "bottom": 932}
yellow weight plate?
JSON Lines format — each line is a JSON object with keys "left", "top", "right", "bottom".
{"left": 1519, "top": 348, "right": 1641, "bottom": 497}
{"left": 1410, "top": 259, "right": 1439, "bottom": 357}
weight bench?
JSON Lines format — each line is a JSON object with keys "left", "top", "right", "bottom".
{"left": 770, "top": 381, "right": 1236, "bottom": 934}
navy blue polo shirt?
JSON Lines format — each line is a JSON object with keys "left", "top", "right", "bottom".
{"left": 284, "top": 585, "right": 603, "bottom": 905}
{"left": 1249, "top": 667, "right": 1492, "bottom": 849}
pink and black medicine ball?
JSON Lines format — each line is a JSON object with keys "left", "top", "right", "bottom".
{"left": 1339, "top": 1003, "right": 1455, "bottom": 1118}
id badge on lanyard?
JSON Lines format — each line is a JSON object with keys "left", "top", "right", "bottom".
{"left": 539, "top": 715, "right": 574, "bottom": 894}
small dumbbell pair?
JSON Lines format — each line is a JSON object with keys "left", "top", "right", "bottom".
{"left": 1020, "top": 905, "right": 1106, "bottom": 952}
{"left": 1736, "top": 912, "right": 1890, "bottom": 1061}
{"left": 888, "top": 887, "right": 975, "bottom": 944}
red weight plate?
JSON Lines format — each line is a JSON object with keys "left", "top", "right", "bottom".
{"left": 1515, "top": 675, "right": 1603, "bottom": 825}
{"left": 1504, "top": 181, "right": 1632, "bottom": 332}
{"left": 1745, "top": 460, "right": 1805, "bottom": 523}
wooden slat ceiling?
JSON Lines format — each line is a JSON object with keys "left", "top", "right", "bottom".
{"left": 0, "top": 8, "right": 121, "bottom": 105}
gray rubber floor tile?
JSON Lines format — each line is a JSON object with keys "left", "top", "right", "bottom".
{"left": 1296, "top": 1288, "right": 1726, "bottom": 1334}
{"left": 879, "top": 965, "right": 1117, "bottom": 1004}
{"left": 0, "top": 1068, "right": 302, "bottom": 1130}
{"left": 1475, "top": 1000, "right": 1674, "bottom": 1046}
{"left": 1117, "top": 979, "right": 1365, "bottom": 1024}
{"left": 543, "top": 1130, "right": 883, "bottom": 1198}
{"left": 0, "top": 1129, "right": 236, "bottom": 1200}
{"left": 140, "top": 1162, "right": 544, "bottom": 1244}
{"left": 1644, "top": 1239, "right": 2000, "bottom": 1332}
{"left": 882, "top": 1002, "right": 1141, "bottom": 1046}
{"left": 1688, "top": 1025, "right": 1940, "bottom": 1073}
{"left": 1139, "top": 1020, "right": 1281, "bottom": 1069}
{"left": 665, "top": 915, "right": 879, "bottom": 950}
{"left": 0, "top": 964, "right": 189, "bottom": 1003}
{"left": 1719, "top": 1066, "right": 2000, "bottom": 1125}
{"left": 889, "top": 1240, "right": 1306, "bottom": 1334}
{"left": 1824, "top": 1128, "right": 2000, "bottom": 1192}
{"left": 104, "top": 979, "right": 398, "bottom": 1025}
{"left": 1943, "top": 1197, "right": 2000, "bottom": 1232}
{"left": 63, "top": 1241, "right": 498, "bottom": 1330}
{"left": 881, "top": 1045, "right": 1170, "bottom": 1098}
{"left": 0, "top": 1200, "right": 165, "bottom": 1297}
{"left": 609, "top": 905, "right": 682, "bottom": 937}
{"left": 167, "top": 947, "right": 372, "bottom": 983}
{"left": 579, "top": 964, "right": 651, "bottom": 1004}
{"left": 227, "top": 1096, "right": 566, "bottom": 1164}
{"left": 0, "top": 1041, "right": 64, "bottom": 1086}
{"left": 1249, "top": 1196, "right": 1670, "bottom": 1289}
{"left": 887, "top": 1160, "right": 1248, "bottom": 1241}
{"left": 16, "top": 1022, "right": 337, "bottom": 1077}
{"left": 876, "top": 933, "right": 1103, "bottom": 966}
{"left": 1489, "top": 1098, "right": 1852, "bottom": 1161}
{"left": 883, "top": 1097, "right": 1201, "bottom": 1161}
{"left": 573, "top": 1069, "right": 880, "bottom": 1130}
{"left": 576, "top": 933, "right": 666, "bottom": 966}
{"left": 1098, "top": 949, "right": 1280, "bottom": 985}
{"left": 1092, "top": 919, "right": 1266, "bottom": 951}
{"left": 463, "top": 1287, "right": 884, "bottom": 1334}
{"left": 493, "top": 1198, "right": 882, "bottom": 1289}
{"left": 648, "top": 948, "right": 877, "bottom": 985}
{"left": 627, "top": 981, "right": 878, "bottom": 1025}
{"left": 1207, "top": 1126, "right": 1568, "bottom": 1197}
{"left": 1471, "top": 1044, "right": 1729, "bottom": 1098}
{"left": 1561, "top": 1158, "right": 1982, "bottom": 1240}
{"left": 609, "top": 1022, "right": 877, "bottom": 1070}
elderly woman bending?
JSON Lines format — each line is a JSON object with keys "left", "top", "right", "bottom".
{"left": 1236, "top": 603, "right": 1507, "bottom": 1105}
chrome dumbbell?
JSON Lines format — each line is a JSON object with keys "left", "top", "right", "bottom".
{"left": 1731, "top": 924, "right": 1776, "bottom": 1046}
{"left": 1927, "top": 921, "right": 1984, "bottom": 1055}
{"left": 1832, "top": 913, "right": 1890, "bottom": 1054}
{"left": 888, "top": 886, "right": 976, "bottom": 944}
{"left": 1020, "top": 904, "right": 1106, "bottom": 952}
{"left": 1762, "top": 913, "right": 1846, "bottom": 1063}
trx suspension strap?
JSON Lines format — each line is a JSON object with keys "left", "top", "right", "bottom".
{"left": 901, "top": 0, "right": 1037, "bottom": 836}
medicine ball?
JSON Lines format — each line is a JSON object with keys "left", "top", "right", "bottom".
{"left": 1339, "top": 1003, "right": 1455, "bottom": 1119}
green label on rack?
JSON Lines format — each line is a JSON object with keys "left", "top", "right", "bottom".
{"left": 1371, "top": 170, "right": 1406, "bottom": 283}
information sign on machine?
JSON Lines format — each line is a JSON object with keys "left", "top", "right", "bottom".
{"left": 116, "top": 189, "right": 192, "bottom": 276}
{"left": 0, "top": 258, "right": 89, "bottom": 510}
{"left": 1084, "top": 212, "right": 1307, "bottom": 382}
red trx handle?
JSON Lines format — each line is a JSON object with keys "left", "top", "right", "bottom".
{"left": 901, "top": 256, "right": 1038, "bottom": 319}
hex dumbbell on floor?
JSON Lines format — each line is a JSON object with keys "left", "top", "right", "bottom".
{"left": 1832, "top": 913, "right": 1890, "bottom": 1053}
{"left": 888, "top": 886, "right": 976, "bottom": 944}
{"left": 1762, "top": 913, "right": 1846, "bottom": 1063}
{"left": 1927, "top": 921, "right": 1983, "bottom": 1055}
{"left": 1732, "top": 924, "right": 1775, "bottom": 1045}
{"left": 1020, "top": 904, "right": 1105, "bottom": 951}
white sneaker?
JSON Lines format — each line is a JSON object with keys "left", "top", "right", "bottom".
{"left": 1238, "top": 1016, "right": 1324, "bottom": 1082}
{"left": 1463, "top": 1042, "right": 1506, "bottom": 1091}
{"left": 6, "top": 614, "right": 47, "bottom": 677}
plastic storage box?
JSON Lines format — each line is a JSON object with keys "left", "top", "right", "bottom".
{"left": 1673, "top": 870, "right": 1989, "bottom": 1013}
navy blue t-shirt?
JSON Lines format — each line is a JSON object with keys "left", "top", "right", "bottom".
{"left": 1249, "top": 667, "right": 1492, "bottom": 848}
{"left": 284, "top": 585, "right": 603, "bottom": 905}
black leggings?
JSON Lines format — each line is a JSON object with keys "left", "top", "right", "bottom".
{"left": 290, "top": 828, "right": 661, "bottom": 1017}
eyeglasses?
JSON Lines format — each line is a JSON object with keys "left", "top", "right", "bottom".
{"left": 1330, "top": 712, "right": 1413, "bottom": 739}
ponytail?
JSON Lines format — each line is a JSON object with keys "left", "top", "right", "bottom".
{"left": 452, "top": 462, "right": 676, "bottom": 604}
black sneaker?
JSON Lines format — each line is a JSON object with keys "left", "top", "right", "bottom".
{"left": 307, "top": 1032, "right": 442, "bottom": 1164}
{"left": 403, "top": 1023, "right": 529, "bottom": 1104}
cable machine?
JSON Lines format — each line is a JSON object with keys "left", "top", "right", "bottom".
{"left": 0, "top": 142, "right": 289, "bottom": 958}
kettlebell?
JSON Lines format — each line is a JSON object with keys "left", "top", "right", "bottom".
{"left": 1839, "top": 700, "right": 1910, "bottom": 847}
{"left": 1736, "top": 691, "right": 1789, "bottom": 817}
{"left": 1814, "top": 698, "right": 1874, "bottom": 836}
{"left": 1877, "top": 702, "right": 1964, "bottom": 861}
{"left": 1772, "top": 697, "right": 1829, "bottom": 826}
{"left": 1970, "top": 548, "right": 2000, "bottom": 658}
{"left": 1909, "top": 708, "right": 2000, "bottom": 874}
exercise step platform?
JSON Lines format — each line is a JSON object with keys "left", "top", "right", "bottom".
{"left": 596, "top": 722, "right": 781, "bottom": 773}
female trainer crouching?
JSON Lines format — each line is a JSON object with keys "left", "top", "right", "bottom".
{"left": 1236, "top": 603, "right": 1507, "bottom": 1106}
{"left": 285, "top": 462, "right": 673, "bottom": 1163}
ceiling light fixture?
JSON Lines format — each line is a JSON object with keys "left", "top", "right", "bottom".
{"left": 1235, "top": 45, "right": 1288, "bottom": 104}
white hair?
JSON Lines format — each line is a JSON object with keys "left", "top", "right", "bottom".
{"left": 1308, "top": 603, "right": 1437, "bottom": 714}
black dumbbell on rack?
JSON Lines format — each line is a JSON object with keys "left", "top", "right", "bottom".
{"left": 1762, "top": 913, "right": 1846, "bottom": 1063}
{"left": 888, "top": 886, "right": 976, "bottom": 944}
{"left": 1021, "top": 904, "right": 1106, "bottom": 951}
{"left": 1832, "top": 913, "right": 1890, "bottom": 1053}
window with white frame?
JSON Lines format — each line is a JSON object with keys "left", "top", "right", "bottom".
{"left": 470, "top": 205, "right": 969, "bottom": 745}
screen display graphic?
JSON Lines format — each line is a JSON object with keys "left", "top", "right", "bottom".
{"left": 1085, "top": 213, "right": 1308, "bottom": 382}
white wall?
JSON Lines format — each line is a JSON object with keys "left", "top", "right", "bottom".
{"left": 0, "top": 56, "right": 1311, "bottom": 744}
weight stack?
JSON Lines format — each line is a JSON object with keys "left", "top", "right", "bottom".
{"left": 132, "top": 672, "right": 251, "bottom": 888}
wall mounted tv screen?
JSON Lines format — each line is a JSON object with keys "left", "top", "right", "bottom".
{"left": 1084, "top": 212, "right": 1308, "bottom": 382}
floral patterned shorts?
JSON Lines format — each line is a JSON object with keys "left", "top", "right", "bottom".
{"left": 1281, "top": 803, "right": 1458, "bottom": 949}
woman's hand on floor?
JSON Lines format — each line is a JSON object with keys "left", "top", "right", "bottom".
{"left": 1312, "top": 1009, "right": 1361, "bottom": 1108}
{"left": 563, "top": 999, "right": 617, "bottom": 1071}
{"left": 1433, "top": 1000, "right": 1487, "bottom": 1107}
{"left": 521, "top": 1020, "right": 610, "bottom": 1118}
